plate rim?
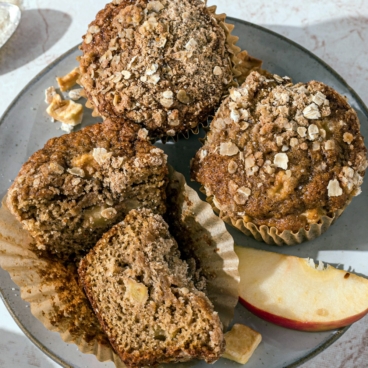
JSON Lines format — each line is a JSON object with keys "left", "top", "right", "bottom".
{"left": 233, "top": 18, "right": 368, "bottom": 117}
{"left": 0, "top": 16, "right": 367, "bottom": 368}
{"left": 0, "top": 288, "right": 71, "bottom": 368}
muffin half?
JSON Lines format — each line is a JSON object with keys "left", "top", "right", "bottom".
{"left": 191, "top": 71, "right": 367, "bottom": 245}
{"left": 78, "top": 208, "right": 224, "bottom": 367}
{"left": 79, "top": 0, "right": 261, "bottom": 138}
{"left": 7, "top": 120, "right": 168, "bottom": 259}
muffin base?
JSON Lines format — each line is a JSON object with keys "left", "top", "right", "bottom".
{"left": 204, "top": 190, "right": 349, "bottom": 246}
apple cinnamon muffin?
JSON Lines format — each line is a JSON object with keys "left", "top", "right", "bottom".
{"left": 7, "top": 120, "right": 168, "bottom": 260}
{"left": 191, "top": 71, "right": 367, "bottom": 244}
{"left": 78, "top": 208, "right": 224, "bottom": 367}
{"left": 78, "top": 0, "right": 261, "bottom": 138}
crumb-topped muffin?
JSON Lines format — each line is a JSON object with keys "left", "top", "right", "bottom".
{"left": 78, "top": 208, "right": 224, "bottom": 367}
{"left": 191, "top": 71, "right": 367, "bottom": 244}
{"left": 7, "top": 120, "right": 168, "bottom": 259}
{"left": 79, "top": 0, "right": 261, "bottom": 138}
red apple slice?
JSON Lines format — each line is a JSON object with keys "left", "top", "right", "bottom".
{"left": 235, "top": 246, "right": 368, "bottom": 331}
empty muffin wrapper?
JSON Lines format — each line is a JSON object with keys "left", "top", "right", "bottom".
{"left": 0, "top": 168, "right": 239, "bottom": 367}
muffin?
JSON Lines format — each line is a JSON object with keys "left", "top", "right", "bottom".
{"left": 191, "top": 71, "right": 367, "bottom": 245}
{"left": 78, "top": 208, "right": 225, "bottom": 367}
{"left": 7, "top": 120, "right": 168, "bottom": 260}
{"left": 78, "top": 0, "right": 261, "bottom": 138}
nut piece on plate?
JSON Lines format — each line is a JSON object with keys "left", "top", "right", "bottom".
{"left": 78, "top": 208, "right": 224, "bottom": 367}
{"left": 78, "top": 0, "right": 261, "bottom": 138}
{"left": 56, "top": 67, "right": 80, "bottom": 92}
{"left": 222, "top": 324, "right": 262, "bottom": 364}
{"left": 68, "top": 88, "right": 84, "bottom": 101}
{"left": 191, "top": 70, "right": 367, "bottom": 245}
{"left": 46, "top": 93, "right": 84, "bottom": 132}
{"left": 45, "top": 86, "right": 57, "bottom": 104}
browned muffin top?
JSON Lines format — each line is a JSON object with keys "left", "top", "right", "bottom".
{"left": 79, "top": 0, "right": 236, "bottom": 138}
{"left": 78, "top": 208, "right": 224, "bottom": 367}
{"left": 7, "top": 120, "right": 168, "bottom": 260}
{"left": 191, "top": 71, "right": 367, "bottom": 232}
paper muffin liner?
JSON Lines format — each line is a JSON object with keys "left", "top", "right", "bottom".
{"left": 206, "top": 5, "right": 262, "bottom": 86}
{"left": 0, "top": 168, "right": 239, "bottom": 367}
{"left": 204, "top": 190, "right": 349, "bottom": 246}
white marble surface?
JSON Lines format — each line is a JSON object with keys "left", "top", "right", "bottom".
{"left": 0, "top": 0, "right": 367, "bottom": 367}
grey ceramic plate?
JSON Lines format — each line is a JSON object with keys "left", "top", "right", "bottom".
{"left": 0, "top": 18, "right": 367, "bottom": 368}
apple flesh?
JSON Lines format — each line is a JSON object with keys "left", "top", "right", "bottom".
{"left": 235, "top": 246, "right": 368, "bottom": 332}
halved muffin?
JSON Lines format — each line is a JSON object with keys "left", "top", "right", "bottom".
{"left": 78, "top": 208, "right": 224, "bottom": 367}
{"left": 7, "top": 120, "right": 168, "bottom": 259}
{"left": 191, "top": 71, "right": 367, "bottom": 244}
{"left": 79, "top": 0, "right": 261, "bottom": 138}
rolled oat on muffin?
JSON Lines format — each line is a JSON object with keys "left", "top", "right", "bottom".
{"left": 78, "top": 208, "right": 224, "bottom": 367}
{"left": 7, "top": 120, "right": 168, "bottom": 260}
{"left": 78, "top": 0, "right": 261, "bottom": 139}
{"left": 191, "top": 71, "right": 367, "bottom": 245}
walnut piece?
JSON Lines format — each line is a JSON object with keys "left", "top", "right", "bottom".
{"left": 46, "top": 94, "right": 83, "bottom": 127}
{"left": 68, "top": 88, "right": 83, "bottom": 101}
{"left": 56, "top": 68, "right": 80, "bottom": 92}
{"left": 45, "top": 86, "right": 58, "bottom": 104}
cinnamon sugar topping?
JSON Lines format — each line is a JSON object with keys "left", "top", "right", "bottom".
{"left": 78, "top": 0, "right": 251, "bottom": 137}
{"left": 192, "top": 71, "right": 367, "bottom": 233}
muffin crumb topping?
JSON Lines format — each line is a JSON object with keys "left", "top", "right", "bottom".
{"left": 191, "top": 71, "right": 367, "bottom": 232}
{"left": 79, "top": 0, "right": 239, "bottom": 137}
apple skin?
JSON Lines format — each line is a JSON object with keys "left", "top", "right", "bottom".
{"left": 236, "top": 246, "right": 368, "bottom": 332}
{"left": 239, "top": 297, "right": 368, "bottom": 332}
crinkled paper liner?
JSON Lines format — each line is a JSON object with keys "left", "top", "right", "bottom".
{"left": 206, "top": 4, "right": 262, "bottom": 86}
{"left": 205, "top": 192, "right": 348, "bottom": 246}
{"left": 0, "top": 168, "right": 239, "bottom": 368}
{"left": 77, "top": 3, "right": 262, "bottom": 143}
